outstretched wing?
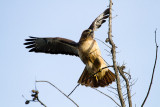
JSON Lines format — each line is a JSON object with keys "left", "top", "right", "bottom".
{"left": 24, "top": 36, "right": 79, "bottom": 56}
{"left": 89, "top": 8, "right": 110, "bottom": 31}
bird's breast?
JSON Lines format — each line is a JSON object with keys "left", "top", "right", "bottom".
{"left": 78, "top": 40, "right": 101, "bottom": 65}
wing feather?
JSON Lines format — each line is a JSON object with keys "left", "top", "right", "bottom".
{"left": 24, "top": 37, "right": 79, "bottom": 56}
{"left": 89, "top": 8, "right": 110, "bottom": 31}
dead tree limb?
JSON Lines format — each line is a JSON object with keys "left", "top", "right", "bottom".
{"left": 107, "top": 0, "right": 126, "bottom": 107}
{"left": 141, "top": 29, "right": 159, "bottom": 107}
{"left": 118, "top": 66, "right": 132, "bottom": 107}
{"left": 36, "top": 80, "right": 79, "bottom": 107}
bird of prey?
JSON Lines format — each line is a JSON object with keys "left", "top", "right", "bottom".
{"left": 24, "top": 8, "right": 115, "bottom": 88}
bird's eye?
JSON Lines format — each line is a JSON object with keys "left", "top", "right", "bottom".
{"left": 86, "top": 30, "right": 90, "bottom": 33}
{"left": 85, "top": 29, "right": 92, "bottom": 33}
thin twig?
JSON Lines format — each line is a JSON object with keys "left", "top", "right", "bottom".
{"left": 95, "top": 38, "right": 111, "bottom": 49}
{"left": 107, "top": 1, "right": 126, "bottom": 107}
{"left": 108, "top": 65, "right": 114, "bottom": 68}
{"left": 37, "top": 97, "right": 47, "bottom": 107}
{"left": 68, "top": 84, "right": 80, "bottom": 96}
{"left": 99, "top": 55, "right": 110, "bottom": 66}
{"left": 36, "top": 80, "right": 79, "bottom": 107}
{"left": 141, "top": 29, "right": 159, "bottom": 107}
{"left": 118, "top": 66, "right": 132, "bottom": 107}
{"left": 129, "top": 79, "right": 138, "bottom": 87}
{"left": 108, "top": 85, "right": 117, "bottom": 90}
{"left": 123, "top": 71, "right": 131, "bottom": 80}
{"left": 104, "top": 49, "right": 112, "bottom": 54}
{"left": 23, "top": 90, "right": 47, "bottom": 107}
{"left": 107, "top": 89, "right": 119, "bottom": 97}
{"left": 94, "top": 88, "right": 121, "bottom": 107}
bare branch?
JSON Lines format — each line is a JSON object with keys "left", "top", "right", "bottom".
{"left": 37, "top": 96, "right": 47, "bottom": 107}
{"left": 93, "top": 88, "right": 121, "bottom": 107}
{"left": 95, "top": 38, "right": 111, "bottom": 49}
{"left": 141, "top": 29, "right": 159, "bottom": 107}
{"left": 123, "top": 71, "right": 131, "bottom": 80}
{"left": 36, "top": 80, "right": 79, "bottom": 107}
{"left": 107, "top": 89, "right": 119, "bottom": 97}
{"left": 104, "top": 49, "right": 112, "bottom": 55}
{"left": 107, "top": 1, "right": 126, "bottom": 107}
{"left": 23, "top": 90, "right": 47, "bottom": 107}
{"left": 118, "top": 66, "right": 132, "bottom": 107}
{"left": 68, "top": 84, "right": 80, "bottom": 96}
{"left": 108, "top": 85, "right": 118, "bottom": 91}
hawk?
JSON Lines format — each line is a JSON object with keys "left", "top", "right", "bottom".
{"left": 24, "top": 8, "right": 115, "bottom": 88}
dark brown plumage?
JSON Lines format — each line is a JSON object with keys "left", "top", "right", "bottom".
{"left": 24, "top": 8, "right": 115, "bottom": 88}
{"left": 24, "top": 37, "right": 79, "bottom": 56}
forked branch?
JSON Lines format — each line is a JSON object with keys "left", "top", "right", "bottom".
{"left": 23, "top": 90, "right": 47, "bottom": 107}
{"left": 118, "top": 66, "right": 132, "bottom": 107}
{"left": 36, "top": 80, "right": 79, "bottom": 107}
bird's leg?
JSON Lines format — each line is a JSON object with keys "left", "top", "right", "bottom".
{"left": 98, "top": 68, "right": 102, "bottom": 72}
{"left": 94, "top": 68, "right": 102, "bottom": 82}
{"left": 94, "top": 74, "right": 98, "bottom": 82}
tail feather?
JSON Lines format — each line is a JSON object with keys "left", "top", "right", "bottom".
{"left": 78, "top": 68, "right": 116, "bottom": 88}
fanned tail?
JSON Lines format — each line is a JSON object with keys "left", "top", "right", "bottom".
{"left": 78, "top": 68, "right": 116, "bottom": 88}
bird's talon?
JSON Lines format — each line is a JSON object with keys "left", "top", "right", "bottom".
{"left": 98, "top": 68, "right": 102, "bottom": 72}
{"left": 94, "top": 75, "right": 98, "bottom": 82}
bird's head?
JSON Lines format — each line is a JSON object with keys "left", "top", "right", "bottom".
{"left": 79, "top": 29, "right": 94, "bottom": 42}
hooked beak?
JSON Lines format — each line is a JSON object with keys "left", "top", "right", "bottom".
{"left": 88, "top": 29, "right": 93, "bottom": 34}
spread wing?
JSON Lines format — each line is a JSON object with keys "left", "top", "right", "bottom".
{"left": 24, "top": 36, "right": 79, "bottom": 56}
{"left": 89, "top": 8, "right": 110, "bottom": 31}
